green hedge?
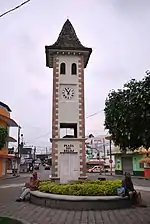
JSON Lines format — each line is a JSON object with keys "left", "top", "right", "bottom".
{"left": 39, "top": 180, "right": 122, "bottom": 196}
{"left": 0, "top": 217, "right": 23, "bottom": 224}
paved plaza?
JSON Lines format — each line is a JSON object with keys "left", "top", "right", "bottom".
{"left": 0, "top": 172, "right": 150, "bottom": 224}
{"left": 0, "top": 200, "right": 150, "bottom": 224}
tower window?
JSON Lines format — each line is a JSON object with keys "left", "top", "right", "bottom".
{"left": 60, "top": 63, "right": 66, "bottom": 74}
{"left": 71, "top": 63, "right": 77, "bottom": 75}
{"left": 60, "top": 123, "right": 77, "bottom": 138}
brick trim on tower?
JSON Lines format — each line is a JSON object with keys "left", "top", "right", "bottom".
{"left": 78, "top": 56, "right": 86, "bottom": 177}
{"left": 52, "top": 56, "right": 59, "bottom": 177}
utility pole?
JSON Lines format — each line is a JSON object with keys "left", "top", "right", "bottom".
{"left": 102, "top": 138, "right": 106, "bottom": 175}
{"left": 17, "top": 126, "right": 21, "bottom": 157}
{"left": 34, "top": 146, "right": 36, "bottom": 161}
{"left": 109, "top": 138, "right": 112, "bottom": 176}
{"left": 103, "top": 138, "right": 106, "bottom": 160}
{"left": 18, "top": 134, "right": 24, "bottom": 174}
{"left": 17, "top": 126, "right": 21, "bottom": 176}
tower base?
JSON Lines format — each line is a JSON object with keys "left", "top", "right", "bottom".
{"left": 78, "top": 176, "right": 87, "bottom": 181}
{"left": 50, "top": 176, "right": 60, "bottom": 183}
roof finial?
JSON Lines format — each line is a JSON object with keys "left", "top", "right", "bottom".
{"left": 67, "top": 16, "right": 69, "bottom": 20}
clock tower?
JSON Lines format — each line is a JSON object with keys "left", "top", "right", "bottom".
{"left": 45, "top": 20, "right": 92, "bottom": 183}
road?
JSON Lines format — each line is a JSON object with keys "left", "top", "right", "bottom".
{"left": 0, "top": 167, "right": 150, "bottom": 224}
{"left": 88, "top": 173, "right": 150, "bottom": 187}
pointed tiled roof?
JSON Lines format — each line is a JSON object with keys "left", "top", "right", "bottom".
{"left": 51, "top": 19, "right": 86, "bottom": 49}
{"left": 45, "top": 20, "right": 92, "bottom": 68}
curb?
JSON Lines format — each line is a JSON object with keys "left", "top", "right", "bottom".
{"left": 1, "top": 175, "right": 20, "bottom": 180}
{"left": 30, "top": 191, "right": 131, "bottom": 210}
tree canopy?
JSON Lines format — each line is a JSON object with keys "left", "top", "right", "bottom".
{"left": 104, "top": 73, "right": 150, "bottom": 151}
{"left": 0, "top": 126, "right": 8, "bottom": 150}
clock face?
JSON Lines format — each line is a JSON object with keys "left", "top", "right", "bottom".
{"left": 62, "top": 87, "right": 75, "bottom": 100}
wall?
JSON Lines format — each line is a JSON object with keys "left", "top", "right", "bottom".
{"left": 115, "top": 155, "right": 122, "bottom": 170}
{"left": 58, "top": 55, "right": 80, "bottom": 137}
{"left": 51, "top": 54, "right": 86, "bottom": 180}
{"left": 115, "top": 153, "right": 144, "bottom": 176}
{"left": 57, "top": 140, "right": 80, "bottom": 183}
{"left": 59, "top": 55, "right": 79, "bottom": 84}
{"left": 0, "top": 106, "right": 9, "bottom": 156}
{"left": 133, "top": 154, "right": 144, "bottom": 176}
{"left": 0, "top": 106, "right": 10, "bottom": 177}
{"left": 115, "top": 155, "right": 123, "bottom": 175}
{"left": 0, "top": 106, "right": 10, "bottom": 118}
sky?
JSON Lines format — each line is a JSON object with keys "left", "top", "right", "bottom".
{"left": 0, "top": 0, "right": 150, "bottom": 150}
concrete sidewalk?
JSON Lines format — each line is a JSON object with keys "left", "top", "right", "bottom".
{"left": 135, "top": 186, "right": 150, "bottom": 192}
{"left": 0, "top": 173, "right": 30, "bottom": 181}
{"left": 1, "top": 174, "right": 20, "bottom": 180}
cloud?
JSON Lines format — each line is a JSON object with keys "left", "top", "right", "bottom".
{"left": 1, "top": 0, "right": 150, "bottom": 149}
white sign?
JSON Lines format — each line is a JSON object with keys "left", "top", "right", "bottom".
{"left": 60, "top": 144, "right": 77, "bottom": 154}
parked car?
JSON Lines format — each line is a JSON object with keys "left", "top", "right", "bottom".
{"left": 88, "top": 166, "right": 103, "bottom": 173}
{"left": 45, "top": 164, "right": 50, "bottom": 170}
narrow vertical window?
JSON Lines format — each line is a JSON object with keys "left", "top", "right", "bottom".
{"left": 71, "top": 63, "right": 77, "bottom": 75}
{"left": 60, "top": 63, "right": 66, "bottom": 74}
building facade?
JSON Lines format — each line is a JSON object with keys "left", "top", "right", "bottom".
{"left": 0, "top": 101, "right": 18, "bottom": 178}
{"left": 20, "top": 147, "right": 33, "bottom": 173}
{"left": 46, "top": 19, "right": 92, "bottom": 183}
{"left": 114, "top": 152, "right": 144, "bottom": 176}
{"left": 86, "top": 135, "right": 115, "bottom": 166}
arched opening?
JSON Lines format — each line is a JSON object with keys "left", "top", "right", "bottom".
{"left": 71, "top": 63, "right": 77, "bottom": 75}
{"left": 60, "top": 63, "right": 66, "bottom": 74}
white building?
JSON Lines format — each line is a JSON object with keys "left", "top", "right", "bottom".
{"left": 86, "top": 135, "right": 115, "bottom": 166}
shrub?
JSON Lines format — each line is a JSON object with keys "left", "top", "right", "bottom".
{"left": 39, "top": 180, "right": 122, "bottom": 196}
{"left": 0, "top": 126, "right": 8, "bottom": 150}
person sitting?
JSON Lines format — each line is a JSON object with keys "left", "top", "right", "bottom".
{"left": 16, "top": 172, "right": 39, "bottom": 202}
{"left": 122, "top": 172, "right": 145, "bottom": 207}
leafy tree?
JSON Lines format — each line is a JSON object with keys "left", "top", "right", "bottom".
{"left": 0, "top": 126, "right": 8, "bottom": 150}
{"left": 104, "top": 73, "right": 150, "bottom": 151}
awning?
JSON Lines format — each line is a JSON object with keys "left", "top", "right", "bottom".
{"left": 0, "top": 114, "right": 18, "bottom": 127}
{"left": 139, "top": 157, "right": 150, "bottom": 163}
{"left": 6, "top": 136, "right": 17, "bottom": 142}
{"left": 138, "top": 146, "right": 150, "bottom": 154}
{"left": 0, "top": 154, "right": 16, "bottom": 159}
{"left": 86, "top": 160, "right": 104, "bottom": 165}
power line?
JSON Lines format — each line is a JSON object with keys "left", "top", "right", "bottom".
{"left": 35, "top": 132, "right": 50, "bottom": 140}
{"left": 24, "top": 110, "right": 104, "bottom": 143}
{"left": 25, "top": 132, "right": 50, "bottom": 144}
{"left": 0, "top": 0, "right": 30, "bottom": 18}
{"left": 86, "top": 110, "right": 104, "bottom": 118}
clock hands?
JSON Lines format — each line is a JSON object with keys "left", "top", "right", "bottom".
{"left": 65, "top": 88, "right": 71, "bottom": 95}
{"left": 62, "top": 87, "right": 74, "bottom": 99}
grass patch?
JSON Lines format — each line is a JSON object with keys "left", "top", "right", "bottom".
{"left": 0, "top": 217, "right": 23, "bottom": 224}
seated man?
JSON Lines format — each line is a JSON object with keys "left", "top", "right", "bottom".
{"left": 122, "top": 172, "right": 145, "bottom": 207}
{"left": 16, "top": 172, "right": 39, "bottom": 202}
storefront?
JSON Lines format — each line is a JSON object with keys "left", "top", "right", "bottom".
{"left": 114, "top": 152, "right": 144, "bottom": 176}
{"left": 0, "top": 154, "right": 18, "bottom": 176}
